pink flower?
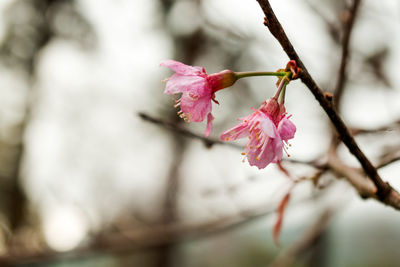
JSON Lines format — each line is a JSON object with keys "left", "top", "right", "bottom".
{"left": 161, "top": 60, "right": 237, "bottom": 137}
{"left": 220, "top": 98, "right": 296, "bottom": 169}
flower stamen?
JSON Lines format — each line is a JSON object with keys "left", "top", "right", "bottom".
{"left": 220, "top": 98, "right": 296, "bottom": 169}
{"left": 174, "top": 101, "right": 181, "bottom": 108}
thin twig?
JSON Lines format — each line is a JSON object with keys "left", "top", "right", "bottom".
{"left": 0, "top": 196, "right": 321, "bottom": 266}
{"left": 376, "top": 155, "right": 400, "bottom": 169}
{"left": 376, "top": 146, "right": 400, "bottom": 169}
{"left": 138, "top": 112, "right": 241, "bottom": 149}
{"left": 327, "top": 147, "right": 376, "bottom": 197}
{"left": 256, "top": 0, "right": 400, "bottom": 208}
{"left": 268, "top": 209, "right": 333, "bottom": 267}
{"left": 333, "top": 0, "right": 362, "bottom": 109}
{"left": 351, "top": 119, "right": 400, "bottom": 135}
{"left": 139, "top": 112, "right": 319, "bottom": 166}
{"left": 305, "top": 1, "right": 340, "bottom": 44}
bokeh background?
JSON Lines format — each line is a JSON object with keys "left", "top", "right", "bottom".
{"left": 1, "top": 0, "right": 400, "bottom": 266}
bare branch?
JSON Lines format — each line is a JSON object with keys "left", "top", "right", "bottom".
{"left": 138, "top": 112, "right": 241, "bottom": 149}
{"left": 139, "top": 112, "right": 321, "bottom": 167}
{"left": 0, "top": 198, "right": 314, "bottom": 265}
{"left": 351, "top": 119, "right": 400, "bottom": 135}
{"left": 327, "top": 148, "right": 376, "bottom": 197}
{"left": 333, "top": 0, "right": 362, "bottom": 109}
{"left": 268, "top": 209, "right": 333, "bottom": 267}
{"left": 256, "top": 0, "right": 400, "bottom": 209}
{"left": 376, "top": 145, "right": 400, "bottom": 169}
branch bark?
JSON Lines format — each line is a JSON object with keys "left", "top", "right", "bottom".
{"left": 139, "top": 112, "right": 320, "bottom": 167}
{"left": 138, "top": 112, "right": 241, "bottom": 149}
{"left": 256, "top": 0, "right": 400, "bottom": 209}
{"left": 268, "top": 209, "right": 333, "bottom": 267}
{"left": 0, "top": 198, "right": 301, "bottom": 266}
{"left": 333, "top": 0, "right": 362, "bottom": 109}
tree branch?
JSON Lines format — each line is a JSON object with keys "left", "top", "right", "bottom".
{"left": 333, "top": 0, "right": 362, "bottom": 109}
{"left": 376, "top": 145, "right": 400, "bottom": 169}
{"left": 138, "top": 112, "right": 241, "bottom": 149}
{"left": 0, "top": 197, "right": 318, "bottom": 266}
{"left": 268, "top": 209, "right": 333, "bottom": 267}
{"left": 327, "top": 147, "right": 376, "bottom": 197}
{"left": 256, "top": 0, "right": 400, "bottom": 208}
{"left": 351, "top": 119, "right": 400, "bottom": 135}
{"left": 139, "top": 112, "right": 319, "bottom": 167}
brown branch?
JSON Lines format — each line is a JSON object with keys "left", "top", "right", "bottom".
{"left": 138, "top": 112, "right": 241, "bottom": 149}
{"left": 351, "top": 119, "right": 400, "bottom": 135}
{"left": 268, "top": 209, "right": 333, "bottom": 267}
{"left": 377, "top": 156, "right": 400, "bottom": 169}
{"left": 139, "top": 110, "right": 400, "bottom": 205}
{"left": 256, "top": 0, "right": 400, "bottom": 208}
{"left": 333, "top": 0, "right": 362, "bottom": 109}
{"left": 305, "top": 1, "right": 340, "bottom": 44}
{"left": 139, "top": 112, "right": 320, "bottom": 167}
{"left": 0, "top": 189, "right": 328, "bottom": 266}
{"left": 0, "top": 198, "right": 309, "bottom": 266}
{"left": 327, "top": 148, "right": 376, "bottom": 197}
{"left": 0, "top": 192, "right": 327, "bottom": 266}
{"left": 323, "top": 145, "right": 400, "bottom": 201}
{"left": 376, "top": 145, "right": 400, "bottom": 169}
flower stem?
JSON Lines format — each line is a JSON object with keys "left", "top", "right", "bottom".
{"left": 235, "top": 71, "right": 290, "bottom": 80}
{"left": 274, "top": 75, "right": 290, "bottom": 100}
{"left": 279, "top": 84, "right": 287, "bottom": 105}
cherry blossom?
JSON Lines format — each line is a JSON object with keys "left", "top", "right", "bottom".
{"left": 161, "top": 60, "right": 236, "bottom": 137}
{"left": 220, "top": 98, "right": 296, "bottom": 169}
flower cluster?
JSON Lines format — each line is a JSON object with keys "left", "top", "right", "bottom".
{"left": 161, "top": 60, "right": 298, "bottom": 169}
{"left": 221, "top": 99, "right": 295, "bottom": 169}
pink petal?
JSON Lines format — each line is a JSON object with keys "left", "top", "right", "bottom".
{"left": 247, "top": 136, "right": 282, "bottom": 169}
{"left": 220, "top": 103, "right": 295, "bottom": 170}
{"left": 245, "top": 148, "right": 264, "bottom": 169}
{"left": 164, "top": 74, "right": 206, "bottom": 95}
{"left": 204, "top": 113, "right": 214, "bottom": 137}
{"left": 259, "top": 114, "right": 277, "bottom": 138}
{"left": 160, "top": 60, "right": 206, "bottom": 76}
{"left": 220, "top": 114, "right": 255, "bottom": 141}
{"left": 220, "top": 124, "right": 249, "bottom": 141}
{"left": 270, "top": 137, "right": 284, "bottom": 163}
{"left": 278, "top": 116, "right": 296, "bottom": 141}
{"left": 180, "top": 94, "right": 212, "bottom": 122}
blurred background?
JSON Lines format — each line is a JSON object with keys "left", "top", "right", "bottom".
{"left": 0, "top": 0, "right": 400, "bottom": 266}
